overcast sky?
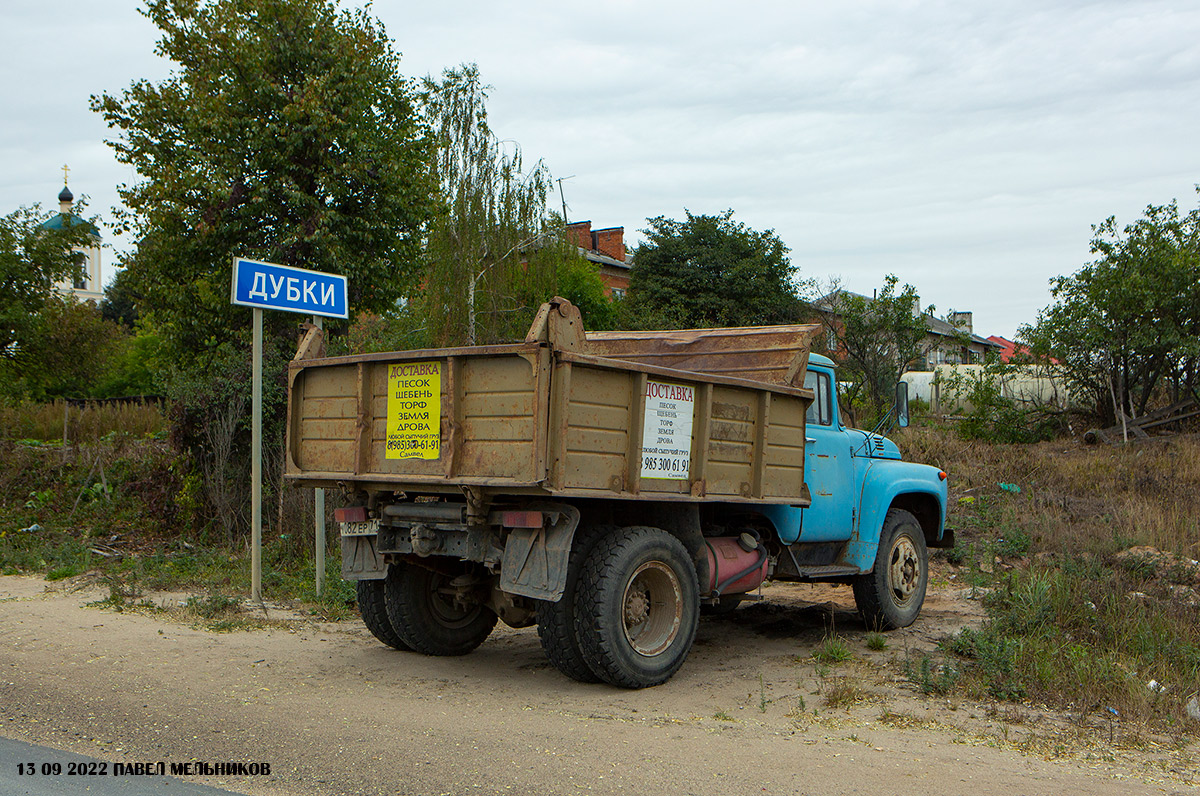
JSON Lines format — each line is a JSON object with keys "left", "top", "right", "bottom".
{"left": 3, "top": 0, "right": 1199, "bottom": 338}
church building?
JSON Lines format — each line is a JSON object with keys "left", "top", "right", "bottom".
{"left": 39, "top": 171, "right": 103, "bottom": 303}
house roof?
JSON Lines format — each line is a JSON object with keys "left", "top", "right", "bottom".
{"left": 579, "top": 247, "right": 630, "bottom": 269}
{"left": 985, "top": 335, "right": 1058, "bottom": 364}
{"left": 811, "top": 289, "right": 1000, "bottom": 349}
{"left": 925, "top": 313, "right": 1000, "bottom": 348}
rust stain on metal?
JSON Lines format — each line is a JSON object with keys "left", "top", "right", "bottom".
{"left": 711, "top": 402, "right": 752, "bottom": 421}
{"left": 710, "top": 422, "right": 752, "bottom": 442}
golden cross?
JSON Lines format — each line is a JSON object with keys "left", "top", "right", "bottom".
{"left": 62, "top": 164, "right": 70, "bottom": 185}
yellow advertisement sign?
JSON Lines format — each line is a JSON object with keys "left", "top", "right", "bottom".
{"left": 386, "top": 361, "right": 441, "bottom": 460}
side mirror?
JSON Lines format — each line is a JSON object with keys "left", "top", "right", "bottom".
{"left": 895, "top": 381, "right": 910, "bottom": 429}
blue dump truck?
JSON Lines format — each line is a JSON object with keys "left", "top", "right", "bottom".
{"left": 286, "top": 298, "right": 950, "bottom": 688}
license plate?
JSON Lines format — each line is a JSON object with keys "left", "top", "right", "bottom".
{"left": 340, "top": 519, "right": 380, "bottom": 537}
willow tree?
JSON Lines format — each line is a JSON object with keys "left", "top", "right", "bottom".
{"left": 419, "top": 65, "right": 609, "bottom": 345}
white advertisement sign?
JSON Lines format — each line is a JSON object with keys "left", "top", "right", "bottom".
{"left": 640, "top": 380, "right": 695, "bottom": 480}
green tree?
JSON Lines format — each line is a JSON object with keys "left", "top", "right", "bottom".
{"left": 95, "top": 332, "right": 161, "bottom": 399}
{"left": 0, "top": 204, "right": 93, "bottom": 360}
{"left": 1022, "top": 191, "right": 1200, "bottom": 425}
{"left": 418, "top": 65, "right": 610, "bottom": 345}
{"left": 623, "top": 210, "right": 802, "bottom": 329}
{"left": 811, "top": 275, "right": 931, "bottom": 426}
{"left": 7, "top": 297, "right": 129, "bottom": 401}
{"left": 91, "top": 0, "right": 435, "bottom": 366}
{"left": 100, "top": 265, "right": 140, "bottom": 330}
{"left": 90, "top": 0, "right": 435, "bottom": 542}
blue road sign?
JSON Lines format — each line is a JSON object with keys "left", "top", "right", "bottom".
{"left": 231, "top": 257, "right": 349, "bottom": 319}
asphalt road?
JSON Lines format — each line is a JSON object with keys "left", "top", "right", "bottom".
{"left": 0, "top": 736, "right": 248, "bottom": 796}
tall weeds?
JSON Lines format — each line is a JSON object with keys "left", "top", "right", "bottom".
{"left": 0, "top": 400, "right": 164, "bottom": 443}
{"left": 902, "top": 427, "right": 1200, "bottom": 733}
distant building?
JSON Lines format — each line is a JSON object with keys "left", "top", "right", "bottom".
{"left": 809, "top": 289, "right": 1001, "bottom": 368}
{"left": 926, "top": 309, "right": 1001, "bottom": 366}
{"left": 566, "top": 221, "right": 631, "bottom": 298}
{"left": 39, "top": 176, "right": 102, "bottom": 303}
{"left": 986, "top": 335, "right": 1029, "bottom": 363}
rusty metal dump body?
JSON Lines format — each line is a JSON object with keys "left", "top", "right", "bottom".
{"left": 286, "top": 300, "right": 816, "bottom": 507}
{"left": 586, "top": 323, "right": 818, "bottom": 387}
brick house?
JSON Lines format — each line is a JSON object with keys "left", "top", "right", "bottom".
{"left": 566, "top": 221, "right": 632, "bottom": 298}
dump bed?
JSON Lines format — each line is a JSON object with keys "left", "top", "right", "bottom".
{"left": 286, "top": 300, "right": 817, "bottom": 506}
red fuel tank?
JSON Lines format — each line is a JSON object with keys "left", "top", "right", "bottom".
{"left": 704, "top": 535, "right": 768, "bottom": 595}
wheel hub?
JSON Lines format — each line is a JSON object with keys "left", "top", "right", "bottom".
{"left": 621, "top": 561, "right": 683, "bottom": 658}
{"left": 889, "top": 536, "right": 919, "bottom": 603}
{"left": 428, "top": 572, "right": 483, "bottom": 628}
{"left": 625, "top": 588, "right": 651, "bottom": 626}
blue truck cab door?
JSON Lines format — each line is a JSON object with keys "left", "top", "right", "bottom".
{"left": 797, "top": 367, "right": 855, "bottom": 542}
{"left": 761, "top": 365, "right": 855, "bottom": 544}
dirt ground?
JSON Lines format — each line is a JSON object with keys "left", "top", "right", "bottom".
{"left": 0, "top": 571, "right": 1195, "bottom": 796}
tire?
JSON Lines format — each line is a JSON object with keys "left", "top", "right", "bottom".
{"left": 356, "top": 573, "right": 412, "bottom": 651}
{"left": 384, "top": 559, "right": 497, "bottom": 656}
{"left": 700, "top": 594, "right": 745, "bottom": 616}
{"left": 536, "top": 524, "right": 616, "bottom": 683}
{"left": 574, "top": 526, "right": 700, "bottom": 688}
{"left": 853, "top": 508, "right": 928, "bottom": 630}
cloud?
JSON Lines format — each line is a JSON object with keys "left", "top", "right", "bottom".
{"left": 2, "top": 0, "right": 1198, "bottom": 338}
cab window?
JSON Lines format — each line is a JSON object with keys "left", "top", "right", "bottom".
{"left": 803, "top": 370, "right": 832, "bottom": 426}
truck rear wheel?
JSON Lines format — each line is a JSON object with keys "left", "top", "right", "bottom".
{"left": 384, "top": 560, "right": 497, "bottom": 656}
{"left": 574, "top": 526, "right": 699, "bottom": 688}
{"left": 536, "top": 524, "right": 616, "bottom": 683}
{"left": 853, "top": 508, "right": 928, "bottom": 630}
{"left": 356, "top": 572, "right": 412, "bottom": 651}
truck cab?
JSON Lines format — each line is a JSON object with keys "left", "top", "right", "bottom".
{"left": 759, "top": 353, "right": 950, "bottom": 629}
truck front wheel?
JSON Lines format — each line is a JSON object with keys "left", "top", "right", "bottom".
{"left": 384, "top": 560, "right": 497, "bottom": 656}
{"left": 853, "top": 509, "right": 928, "bottom": 630}
{"left": 574, "top": 526, "right": 699, "bottom": 688}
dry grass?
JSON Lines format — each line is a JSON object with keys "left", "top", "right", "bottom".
{"left": 0, "top": 400, "right": 164, "bottom": 443}
{"left": 824, "top": 678, "right": 870, "bottom": 709}
{"left": 900, "top": 428, "right": 1200, "bottom": 559}
{"left": 898, "top": 427, "right": 1200, "bottom": 734}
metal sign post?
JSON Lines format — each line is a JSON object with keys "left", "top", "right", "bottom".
{"left": 231, "top": 258, "right": 348, "bottom": 607}
{"left": 313, "top": 315, "right": 325, "bottom": 597}
{"left": 251, "top": 308, "right": 263, "bottom": 604}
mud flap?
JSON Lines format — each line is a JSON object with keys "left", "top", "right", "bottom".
{"left": 341, "top": 535, "right": 388, "bottom": 580}
{"left": 499, "top": 503, "right": 581, "bottom": 602}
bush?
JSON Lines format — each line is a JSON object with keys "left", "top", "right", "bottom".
{"left": 904, "top": 653, "right": 958, "bottom": 695}
{"left": 936, "top": 366, "right": 1060, "bottom": 443}
{"left": 994, "top": 527, "right": 1032, "bottom": 558}
{"left": 812, "top": 636, "right": 853, "bottom": 663}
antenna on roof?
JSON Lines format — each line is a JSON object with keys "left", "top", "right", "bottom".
{"left": 555, "top": 175, "right": 574, "bottom": 223}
